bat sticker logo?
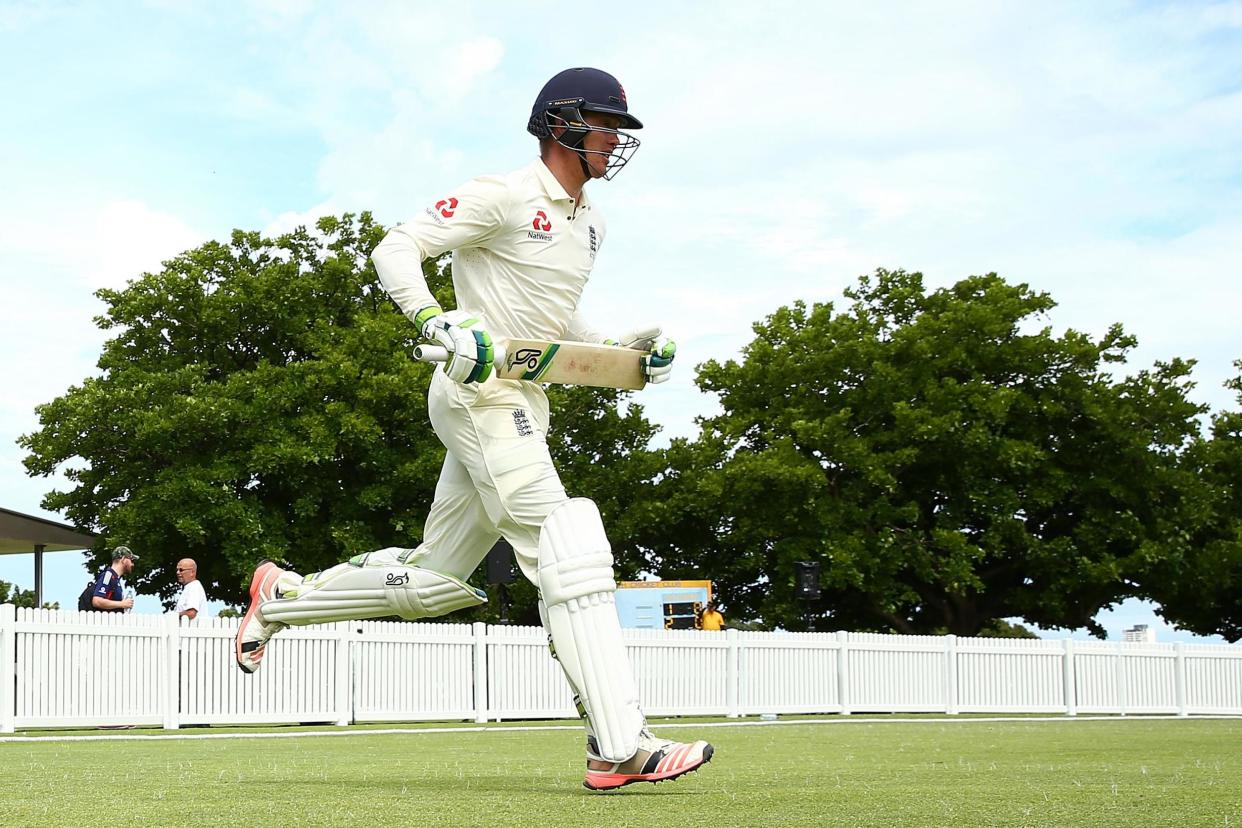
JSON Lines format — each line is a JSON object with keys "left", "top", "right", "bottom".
{"left": 512, "top": 348, "right": 544, "bottom": 370}
{"left": 509, "top": 344, "right": 560, "bottom": 381}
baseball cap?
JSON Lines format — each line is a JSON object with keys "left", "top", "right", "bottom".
{"left": 112, "top": 545, "right": 139, "bottom": 562}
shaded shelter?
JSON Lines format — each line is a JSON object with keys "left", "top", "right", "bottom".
{"left": 0, "top": 506, "right": 98, "bottom": 606}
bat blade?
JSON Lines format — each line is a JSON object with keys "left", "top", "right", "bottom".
{"left": 414, "top": 338, "right": 647, "bottom": 390}
{"left": 498, "top": 338, "right": 646, "bottom": 390}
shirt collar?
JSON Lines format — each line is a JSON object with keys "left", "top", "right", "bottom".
{"left": 531, "top": 158, "right": 590, "bottom": 207}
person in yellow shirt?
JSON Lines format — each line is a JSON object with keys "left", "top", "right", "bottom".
{"left": 700, "top": 601, "right": 725, "bottom": 631}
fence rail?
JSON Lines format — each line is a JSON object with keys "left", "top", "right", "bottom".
{"left": 2, "top": 603, "right": 1239, "bottom": 732}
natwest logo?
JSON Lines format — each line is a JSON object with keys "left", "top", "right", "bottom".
{"left": 532, "top": 210, "right": 552, "bottom": 232}
{"left": 435, "top": 197, "right": 458, "bottom": 218}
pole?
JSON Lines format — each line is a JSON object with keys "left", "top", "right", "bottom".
{"left": 34, "top": 544, "right": 45, "bottom": 608}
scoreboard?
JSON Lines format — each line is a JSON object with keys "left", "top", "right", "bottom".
{"left": 615, "top": 580, "right": 713, "bottom": 629}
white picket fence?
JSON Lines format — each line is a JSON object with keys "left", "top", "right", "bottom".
{"left": 2, "top": 603, "right": 1240, "bottom": 732}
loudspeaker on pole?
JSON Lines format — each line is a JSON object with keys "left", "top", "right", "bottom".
{"left": 486, "top": 539, "right": 517, "bottom": 585}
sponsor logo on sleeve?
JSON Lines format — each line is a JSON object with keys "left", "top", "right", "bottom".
{"left": 426, "top": 197, "right": 459, "bottom": 226}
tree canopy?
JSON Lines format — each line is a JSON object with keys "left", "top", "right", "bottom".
{"left": 20, "top": 214, "right": 661, "bottom": 614}
{"left": 0, "top": 580, "right": 58, "bottom": 610}
{"left": 642, "top": 269, "right": 1210, "bottom": 636}
{"left": 1140, "top": 363, "right": 1242, "bottom": 641}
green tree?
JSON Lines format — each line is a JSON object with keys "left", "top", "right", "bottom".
{"left": 1140, "top": 363, "right": 1242, "bottom": 642}
{"left": 21, "top": 214, "right": 662, "bottom": 617}
{"left": 646, "top": 269, "right": 1206, "bottom": 636}
{"left": 0, "top": 580, "right": 59, "bottom": 610}
{"left": 977, "top": 619, "right": 1040, "bottom": 639}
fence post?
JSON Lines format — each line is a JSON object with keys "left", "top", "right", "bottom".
{"left": 944, "top": 634, "right": 959, "bottom": 714}
{"left": 473, "top": 622, "right": 488, "bottom": 724}
{"left": 1174, "top": 642, "right": 1187, "bottom": 717}
{"left": 1, "top": 604, "right": 15, "bottom": 733}
{"left": 1116, "top": 641, "right": 1127, "bottom": 716}
{"left": 1062, "top": 638, "right": 1076, "bottom": 716}
{"left": 334, "top": 623, "right": 353, "bottom": 727}
{"left": 725, "top": 628, "right": 740, "bottom": 718}
{"left": 162, "top": 613, "right": 181, "bottom": 730}
{"left": 836, "top": 630, "right": 851, "bottom": 715}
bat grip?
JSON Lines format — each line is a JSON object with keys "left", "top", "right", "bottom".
{"left": 413, "top": 342, "right": 507, "bottom": 365}
{"left": 413, "top": 344, "right": 449, "bottom": 363}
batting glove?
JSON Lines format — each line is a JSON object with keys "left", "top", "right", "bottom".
{"left": 606, "top": 324, "right": 663, "bottom": 353}
{"left": 415, "top": 306, "right": 495, "bottom": 384}
{"left": 641, "top": 337, "right": 676, "bottom": 384}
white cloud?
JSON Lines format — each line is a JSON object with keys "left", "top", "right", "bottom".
{"left": 1, "top": 199, "right": 202, "bottom": 290}
{"left": 315, "top": 97, "right": 470, "bottom": 218}
{"left": 436, "top": 36, "right": 505, "bottom": 105}
{"left": 0, "top": 0, "right": 61, "bottom": 32}
{"left": 82, "top": 201, "right": 203, "bottom": 290}
{"left": 261, "top": 199, "right": 343, "bottom": 238}
{"left": 0, "top": 199, "right": 203, "bottom": 504}
{"left": 246, "top": 0, "right": 315, "bottom": 29}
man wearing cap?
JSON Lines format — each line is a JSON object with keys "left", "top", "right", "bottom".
{"left": 234, "top": 67, "right": 711, "bottom": 790}
{"left": 91, "top": 546, "right": 136, "bottom": 612}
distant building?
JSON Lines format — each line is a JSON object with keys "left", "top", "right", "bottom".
{"left": 1123, "top": 624, "right": 1156, "bottom": 643}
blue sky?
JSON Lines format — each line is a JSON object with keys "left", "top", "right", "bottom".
{"left": 1, "top": 1, "right": 1240, "bottom": 640}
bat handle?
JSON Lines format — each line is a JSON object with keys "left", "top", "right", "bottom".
{"left": 413, "top": 344, "right": 449, "bottom": 363}
{"left": 413, "top": 342, "right": 507, "bottom": 365}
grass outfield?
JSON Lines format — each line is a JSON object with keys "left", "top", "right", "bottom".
{"left": 2, "top": 718, "right": 1239, "bottom": 827}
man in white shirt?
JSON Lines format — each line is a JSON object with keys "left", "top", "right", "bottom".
{"left": 234, "top": 67, "right": 710, "bottom": 790}
{"left": 174, "top": 558, "right": 206, "bottom": 621}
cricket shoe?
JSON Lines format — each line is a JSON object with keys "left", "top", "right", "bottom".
{"left": 583, "top": 729, "right": 714, "bottom": 791}
{"left": 234, "top": 560, "right": 301, "bottom": 674}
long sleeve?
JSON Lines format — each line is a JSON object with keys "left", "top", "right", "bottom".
{"left": 372, "top": 226, "right": 438, "bottom": 323}
{"left": 372, "top": 175, "right": 512, "bottom": 323}
{"left": 565, "top": 309, "right": 609, "bottom": 344}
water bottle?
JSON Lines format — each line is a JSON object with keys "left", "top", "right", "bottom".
{"left": 124, "top": 586, "right": 136, "bottom": 613}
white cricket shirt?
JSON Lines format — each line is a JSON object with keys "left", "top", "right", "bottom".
{"left": 372, "top": 159, "right": 608, "bottom": 343}
{"left": 174, "top": 579, "right": 207, "bottom": 620}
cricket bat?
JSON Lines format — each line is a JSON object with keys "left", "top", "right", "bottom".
{"left": 413, "top": 338, "right": 647, "bottom": 390}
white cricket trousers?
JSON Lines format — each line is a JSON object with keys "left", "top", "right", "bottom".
{"left": 402, "top": 368, "right": 569, "bottom": 584}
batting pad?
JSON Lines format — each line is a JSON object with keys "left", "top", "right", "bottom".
{"left": 538, "top": 499, "right": 644, "bottom": 763}
{"left": 260, "top": 558, "right": 487, "bottom": 626}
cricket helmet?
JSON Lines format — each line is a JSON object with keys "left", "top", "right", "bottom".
{"left": 527, "top": 67, "right": 642, "bottom": 180}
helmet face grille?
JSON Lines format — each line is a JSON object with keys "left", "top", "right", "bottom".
{"left": 528, "top": 69, "right": 643, "bottom": 180}
{"left": 539, "top": 110, "right": 641, "bottom": 180}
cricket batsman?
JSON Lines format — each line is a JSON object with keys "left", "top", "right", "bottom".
{"left": 234, "top": 67, "right": 712, "bottom": 790}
